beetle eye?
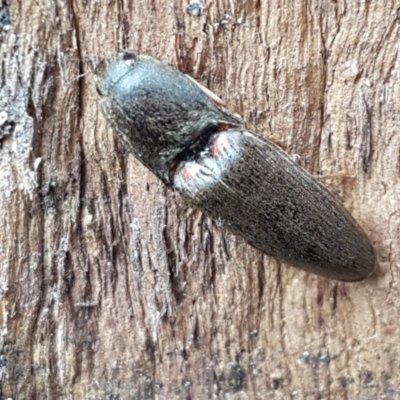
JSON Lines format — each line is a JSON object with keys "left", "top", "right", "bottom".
{"left": 118, "top": 49, "right": 137, "bottom": 62}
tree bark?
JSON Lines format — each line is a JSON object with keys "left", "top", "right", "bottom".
{"left": 0, "top": 0, "right": 399, "bottom": 398}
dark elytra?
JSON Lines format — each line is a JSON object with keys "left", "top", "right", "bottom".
{"left": 173, "top": 130, "right": 376, "bottom": 281}
{"left": 95, "top": 50, "right": 376, "bottom": 281}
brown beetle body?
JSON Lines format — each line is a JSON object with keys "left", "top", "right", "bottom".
{"left": 95, "top": 50, "right": 376, "bottom": 281}
{"left": 174, "top": 130, "right": 376, "bottom": 281}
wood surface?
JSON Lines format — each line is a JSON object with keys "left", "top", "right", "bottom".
{"left": 0, "top": 0, "right": 399, "bottom": 398}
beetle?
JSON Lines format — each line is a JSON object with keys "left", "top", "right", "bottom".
{"left": 95, "top": 50, "right": 376, "bottom": 281}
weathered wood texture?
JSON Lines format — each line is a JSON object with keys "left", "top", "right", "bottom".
{"left": 0, "top": 0, "right": 399, "bottom": 398}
